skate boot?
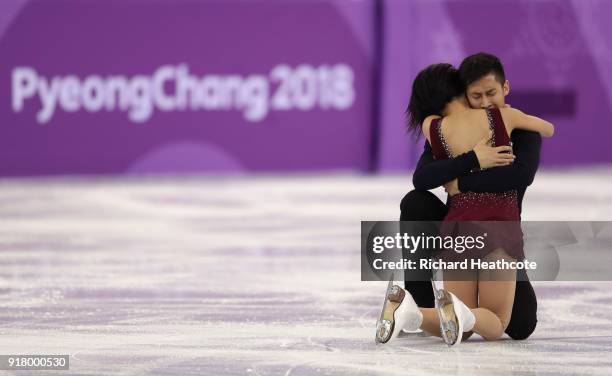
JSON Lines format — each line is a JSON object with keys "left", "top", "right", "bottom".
{"left": 432, "top": 281, "right": 475, "bottom": 347}
{"left": 375, "top": 275, "right": 423, "bottom": 344}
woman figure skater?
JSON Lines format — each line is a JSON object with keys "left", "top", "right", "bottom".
{"left": 375, "top": 63, "right": 554, "bottom": 346}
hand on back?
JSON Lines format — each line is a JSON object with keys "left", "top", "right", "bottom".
{"left": 473, "top": 132, "right": 515, "bottom": 169}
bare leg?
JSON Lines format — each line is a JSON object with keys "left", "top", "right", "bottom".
{"left": 418, "top": 251, "right": 516, "bottom": 342}
{"left": 418, "top": 308, "right": 441, "bottom": 337}
{"left": 472, "top": 248, "right": 517, "bottom": 340}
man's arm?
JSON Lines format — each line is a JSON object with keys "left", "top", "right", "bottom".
{"left": 458, "top": 130, "right": 542, "bottom": 192}
{"left": 412, "top": 142, "right": 480, "bottom": 190}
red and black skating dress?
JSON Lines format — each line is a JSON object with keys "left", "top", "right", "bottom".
{"left": 429, "top": 107, "right": 525, "bottom": 262}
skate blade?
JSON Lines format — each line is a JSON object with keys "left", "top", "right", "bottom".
{"left": 375, "top": 273, "right": 405, "bottom": 343}
{"left": 434, "top": 289, "right": 460, "bottom": 346}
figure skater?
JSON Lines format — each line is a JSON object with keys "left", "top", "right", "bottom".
{"left": 375, "top": 63, "right": 554, "bottom": 346}
{"left": 400, "top": 53, "right": 541, "bottom": 341}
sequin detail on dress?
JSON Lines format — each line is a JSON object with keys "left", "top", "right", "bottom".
{"left": 427, "top": 108, "right": 524, "bottom": 262}
{"left": 437, "top": 118, "right": 454, "bottom": 158}
{"left": 485, "top": 108, "right": 496, "bottom": 147}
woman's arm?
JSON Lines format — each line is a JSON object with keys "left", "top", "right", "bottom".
{"left": 501, "top": 107, "right": 554, "bottom": 137}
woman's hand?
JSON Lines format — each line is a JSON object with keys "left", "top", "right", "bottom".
{"left": 473, "top": 135, "right": 515, "bottom": 169}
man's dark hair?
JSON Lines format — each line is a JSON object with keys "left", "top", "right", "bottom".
{"left": 406, "top": 63, "right": 464, "bottom": 136}
{"left": 458, "top": 52, "right": 506, "bottom": 87}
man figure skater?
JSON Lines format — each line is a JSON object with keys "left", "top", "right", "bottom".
{"left": 401, "top": 52, "right": 540, "bottom": 340}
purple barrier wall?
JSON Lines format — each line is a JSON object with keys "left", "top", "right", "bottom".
{"left": 0, "top": 0, "right": 377, "bottom": 176}
{"left": 2, "top": 0, "right": 612, "bottom": 177}
{"left": 377, "top": 0, "right": 612, "bottom": 171}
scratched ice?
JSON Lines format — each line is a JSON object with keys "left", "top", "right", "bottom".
{"left": 0, "top": 169, "right": 611, "bottom": 375}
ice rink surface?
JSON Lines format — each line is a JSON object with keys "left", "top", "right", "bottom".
{"left": 1, "top": 168, "right": 612, "bottom": 375}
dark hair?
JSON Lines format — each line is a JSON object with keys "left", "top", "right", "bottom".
{"left": 458, "top": 52, "right": 506, "bottom": 87}
{"left": 406, "top": 63, "right": 464, "bottom": 135}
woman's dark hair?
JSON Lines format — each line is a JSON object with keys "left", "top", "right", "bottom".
{"left": 406, "top": 63, "right": 464, "bottom": 136}
{"left": 458, "top": 52, "right": 506, "bottom": 87}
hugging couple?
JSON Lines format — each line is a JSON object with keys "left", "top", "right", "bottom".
{"left": 376, "top": 52, "right": 554, "bottom": 346}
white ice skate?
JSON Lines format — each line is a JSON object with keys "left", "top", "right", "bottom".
{"left": 375, "top": 275, "right": 423, "bottom": 344}
{"left": 431, "top": 280, "right": 475, "bottom": 347}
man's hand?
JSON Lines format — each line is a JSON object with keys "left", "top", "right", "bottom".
{"left": 473, "top": 134, "right": 515, "bottom": 169}
{"left": 443, "top": 178, "right": 460, "bottom": 196}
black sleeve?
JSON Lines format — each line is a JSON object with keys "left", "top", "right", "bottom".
{"left": 412, "top": 142, "right": 480, "bottom": 190}
{"left": 458, "top": 130, "right": 542, "bottom": 193}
